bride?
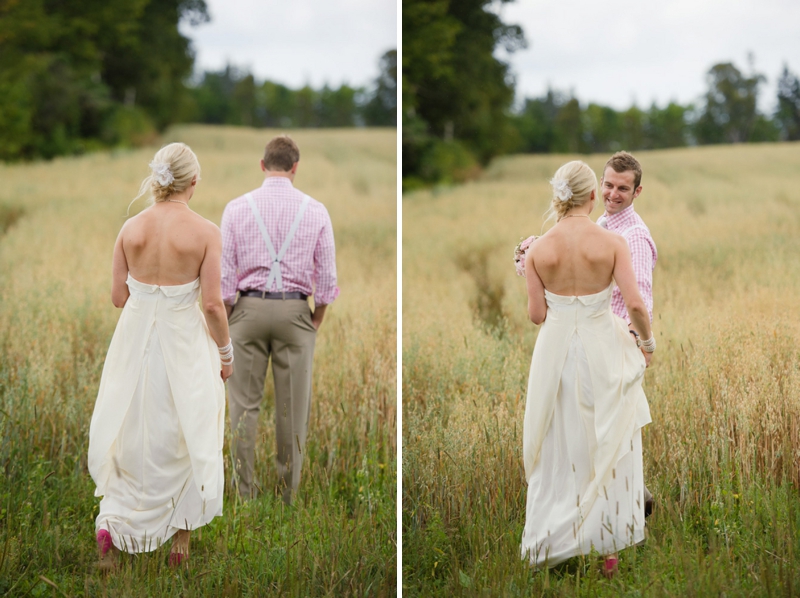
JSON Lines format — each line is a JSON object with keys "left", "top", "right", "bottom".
{"left": 88, "top": 142, "right": 233, "bottom": 568}
{"left": 519, "top": 160, "right": 654, "bottom": 576}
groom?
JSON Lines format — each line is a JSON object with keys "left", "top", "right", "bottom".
{"left": 596, "top": 151, "right": 657, "bottom": 515}
{"left": 220, "top": 134, "right": 339, "bottom": 504}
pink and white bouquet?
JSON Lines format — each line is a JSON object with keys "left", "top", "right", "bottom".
{"left": 514, "top": 235, "right": 537, "bottom": 277}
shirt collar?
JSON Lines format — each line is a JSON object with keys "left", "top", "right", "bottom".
{"left": 605, "top": 204, "right": 636, "bottom": 229}
{"left": 261, "top": 176, "right": 294, "bottom": 189}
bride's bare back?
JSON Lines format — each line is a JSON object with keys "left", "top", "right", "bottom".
{"left": 523, "top": 159, "right": 653, "bottom": 366}
{"left": 524, "top": 215, "right": 650, "bottom": 354}
{"left": 120, "top": 203, "right": 216, "bottom": 285}
{"left": 110, "top": 141, "right": 233, "bottom": 381}
{"left": 530, "top": 218, "right": 621, "bottom": 296}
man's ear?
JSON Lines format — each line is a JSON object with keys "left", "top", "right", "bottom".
{"left": 260, "top": 159, "right": 267, "bottom": 172}
{"left": 290, "top": 161, "right": 299, "bottom": 175}
{"left": 633, "top": 185, "right": 642, "bottom": 199}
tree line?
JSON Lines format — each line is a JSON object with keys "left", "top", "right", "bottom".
{"left": 0, "top": 0, "right": 395, "bottom": 162}
{"left": 187, "top": 51, "right": 396, "bottom": 129}
{"left": 402, "top": 0, "right": 800, "bottom": 191}
{"left": 513, "top": 63, "right": 800, "bottom": 156}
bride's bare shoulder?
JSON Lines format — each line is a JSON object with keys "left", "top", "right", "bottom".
{"left": 198, "top": 214, "right": 220, "bottom": 233}
{"left": 195, "top": 216, "right": 222, "bottom": 244}
{"left": 121, "top": 204, "right": 158, "bottom": 226}
{"left": 533, "top": 226, "right": 558, "bottom": 243}
{"left": 594, "top": 225, "right": 625, "bottom": 243}
{"left": 528, "top": 230, "right": 549, "bottom": 252}
{"left": 119, "top": 208, "right": 149, "bottom": 236}
{"left": 602, "top": 229, "right": 630, "bottom": 254}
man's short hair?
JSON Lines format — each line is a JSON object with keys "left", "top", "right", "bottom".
{"left": 604, "top": 151, "right": 642, "bottom": 189}
{"left": 263, "top": 135, "right": 300, "bottom": 171}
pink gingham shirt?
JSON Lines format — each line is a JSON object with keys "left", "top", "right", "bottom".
{"left": 598, "top": 205, "right": 657, "bottom": 323}
{"left": 220, "top": 177, "right": 339, "bottom": 306}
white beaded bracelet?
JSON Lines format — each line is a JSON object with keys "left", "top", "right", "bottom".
{"left": 638, "top": 336, "right": 656, "bottom": 353}
{"left": 218, "top": 339, "right": 234, "bottom": 365}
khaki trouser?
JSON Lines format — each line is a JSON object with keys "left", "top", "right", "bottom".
{"left": 227, "top": 296, "right": 316, "bottom": 504}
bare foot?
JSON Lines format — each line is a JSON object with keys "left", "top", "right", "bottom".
{"left": 169, "top": 530, "right": 190, "bottom": 567}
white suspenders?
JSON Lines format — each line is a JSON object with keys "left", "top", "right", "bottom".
{"left": 619, "top": 224, "right": 651, "bottom": 239}
{"left": 245, "top": 192, "right": 311, "bottom": 292}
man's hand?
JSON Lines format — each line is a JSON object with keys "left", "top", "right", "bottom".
{"left": 311, "top": 304, "right": 327, "bottom": 331}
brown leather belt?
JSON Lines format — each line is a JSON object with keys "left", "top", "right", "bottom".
{"left": 239, "top": 290, "right": 308, "bottom": 300}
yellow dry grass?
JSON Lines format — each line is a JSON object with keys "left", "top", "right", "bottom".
{"left": 403, "top": 142, "right": 800, "bottom": 594}
{"left": 0, "top": 125, "right": 396, "bottom": 451}
{"left": 0, "top": 125, "right": 396, "bottom": 595}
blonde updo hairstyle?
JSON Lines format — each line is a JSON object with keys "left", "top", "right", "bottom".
{"left": 546, "top": 160, "right": 597, "bottom": 223}
{"left": 128, "top": 142, "right": 201, "bottom": 213}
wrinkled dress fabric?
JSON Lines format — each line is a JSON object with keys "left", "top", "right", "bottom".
{"left": 520, "top": 284, "right": 651, "bottom": 567}
{"left": 88, "top": 275, "right": 225, "bottom": 553}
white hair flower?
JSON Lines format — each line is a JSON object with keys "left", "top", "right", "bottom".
{"left": 550, "top": 177, "right": 573, "bottom": 202}
{"left": 149, "top": 160, "right": 175, "bottom": 187}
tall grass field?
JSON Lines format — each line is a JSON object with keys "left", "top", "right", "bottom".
{"left": 0, "top": 126, "right": 396, "bottom": 596}
{"left": 403, "top": 143, "right": 800, "bottom": 595}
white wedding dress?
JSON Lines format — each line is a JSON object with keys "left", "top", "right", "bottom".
{"left": 520, "top": 284, "right": 651, "bottom": 567}
{"left": 88, "top": 275, "right": 225, "bottom": 552}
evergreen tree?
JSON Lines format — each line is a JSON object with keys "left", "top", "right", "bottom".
{"left": 694, "top": 62, "right": 764, "bottom": 144}
{"left": 583, "top": 103, "right": 621, "bottom": 153}
{"left": 0, "top": 0, "right": 209, "bottom": 159}
{"left": 646, "top": 102, "right": 688, "bottom": 148}
{"left": 775, "top": 65, "right": 800, "bottom": 141}
{"left": 260, "top": 81, "right": 296, "bottom": 127}
{"left": 512, "top": 90, "right": 563, "bottom": 153}
{"left": 553, "top": 98, "right": 584, "bottom": 153}
{"left": 362, "top": 50, "right": 397, "bottom": 126}
{"left": 402, "top": 0, "right": 525, "bottom": 186}
{"left": 317, "top": 85, "right": 358, "bottom": 127}
{"left": 620, "top": 106, "right": 645, "bottom": 150}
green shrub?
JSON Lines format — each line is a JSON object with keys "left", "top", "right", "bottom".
{"left": 419, "top": 140, "right": 480, "bottom": 186}
{"left": 101, "top": 106, "right": 158, "bottom": 148}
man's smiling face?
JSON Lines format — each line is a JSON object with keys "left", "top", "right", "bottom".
{"left": 601, "top": 168, "right": 641, "bottom": 215}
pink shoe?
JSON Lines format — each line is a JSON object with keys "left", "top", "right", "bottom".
{"left": 96, "top": 529, "right": 113, "bottom": 557}
{"left": 169, "top": 551, "right": 188, "bottom": 567}
{"left": 603, "top": 556, "right": 619, "bottom": 578}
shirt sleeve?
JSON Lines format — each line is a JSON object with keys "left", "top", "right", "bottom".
{"left": 312, "top": 207, "right": 339, "bottom": 305}
{"left": 220, "top": 204, "right": 239, "bottom": 305}
{"left": 626, "top": 230, "right": 656, "bottom": 322}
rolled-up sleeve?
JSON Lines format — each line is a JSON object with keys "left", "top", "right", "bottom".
{"left": 220, "top": 204, "right": 239, "bottom": 305}
{"left": 628, "top": 230, "right": 657, "bottom": 321}
{"left": 312, "top": 208, "right": 339, "bottom": 305}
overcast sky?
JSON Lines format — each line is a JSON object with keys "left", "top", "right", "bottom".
{"left": 495, "top": 0, "right": 800, "bottom": 114}
{"left": 180, "top": 0, "right": 397, "bottom": 89}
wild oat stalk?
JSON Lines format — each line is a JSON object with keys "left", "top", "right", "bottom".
{"left": 0, "top": 125, "right": 396, "bottom": 597}
{"left": 403, "top": 143, "right": 800, "bottom": 596}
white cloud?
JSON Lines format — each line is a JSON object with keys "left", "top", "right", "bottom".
{"left": 181, "top": 0, "right": 397, "bottom": 88}
{"left": 498, "top": 0, "right": 800, "bottom": 112}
